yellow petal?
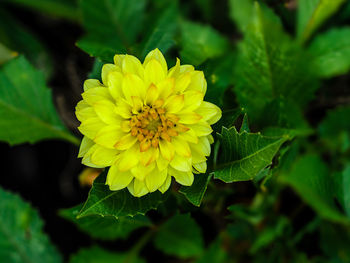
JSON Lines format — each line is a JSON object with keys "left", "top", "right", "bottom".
{"left": 145, "top": 84, "right": 158, "bottom": 105}
{"left": 193, "top": 161, "right": 207, "bottom": 173}
{"left": 93, "top": 100, "right": 120, "bottom": 124}
{"left": 115, "top": 99, "right": 132, "bottom": 119}
{"left": 164, "top": 94, "right": 184, "bottom": 113}
{"left": 82, "top": 87, "right": 113, "bottom": 106}
{"left": 94, "top": 125, "right": 125, "bottom": 149}
{"left": 144, "top": 48, "right": 168, "bottom": 75}
{"left": 159, "top": 139, "right": 175, "bottom": 161}
{"left": 174, "top": 72, "right": 191, "bottom": 93}
{"left": 156, "top": 155, "right": 169, "bottom": 171}
{"left": 158, "top": 174, "right": 172, "bottom": 193}
{"left": 108, "top": 71, "right": 123, "bottom": 100}
{"left": 183, "top": 91, "right": 204, "bottom": 111}
{"left": 168, "top": 58, "right": 180, "bottom": 78}
{"left": 195, "top": 101, "right": 222, "bottom": 124}
{"left": 171, "top": 137, "right": 191, "bottom": 157}
{"left": 170, "top": 154, "right": 192, "bottom": 172}
{"left": 82, "top": 145, "right": 105, "bottom": 168}
{"left": 122, "top": 54, "right": 144, "bottom": 79}
{"left": 122, "top": 74, "right": 146, "bottom": 103}
{"left": 91, "top": 145, "right": 119, "bottom": 166}
{"left": 157, "top": 77, "right": 175, "bottom": 99}
{"left": 188, "top": 121, "right": 213, "bottom": 137}
{"left": 117, "top": 145, "right": 140, "bottom": 171}
{"left": 208, "top": 134, "right": 214, "bottom": 144}
{"left": 131, "top": 96, "right": 143, "bottom": 114}
{"left": 128, "top": 178, "right": 149, "bottom": 197}
{"left": 114, "top": 54, "right": 125, "bottom": 67}
{"left": 140, "top": 147, "right": 158, "bottom": 166}
{"left": 180, "top": 65, "right": 195, "bottom": 74}
{"left": 107, "top": 165, "right": 133, "bottom": 191}
{"left": 78, "top": 136, "right": 94, "bottom": 158}
{"left": 131, "top": 162, "right": 155, "bottom": 181}
{"left": 187, "top": 71, "right": 207, "bottom": 93}
{"left": 102, "top": 64, "right": 119, "bottom": 85}
{"left": 114, "top": 134, "right": 138, "bottom": 150}
{"left": 170, "top": 168, "right": 194, "bottom": 186}
{"left": 78, "top": 117, "right": 105, "bottom": 140}
{"left": 190, "top": 136, "right": 211, "bottom": 156}
{"left": 177, "top": 128, "right": 198, "bottom": 144}
{"left": 144, "top": 59, "right": 166, "bottom": 87}
{"left": 76, "top": 101, "right": 95, "bottom": 122}
{"left": 84, "top": 79, "right": 102, "bottom": 91}
{"left": 145, "top": 168, "right": 167, "bottom": 192}
{"left": 178, "top": 112, "right": 202, "bottom": 124}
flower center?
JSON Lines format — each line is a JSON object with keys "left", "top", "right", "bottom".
{"left": 129, "top": 104, "right": 180, "bottom": 152}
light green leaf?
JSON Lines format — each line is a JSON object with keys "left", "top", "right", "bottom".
{"left": 77, "top": 170, "right": 167, "bottom": 219}
{"left": 233, "top": 2, "right": 319, "bottom": 121}
{"left": 214, "top": 127, "right": 287, "bottom": 183}
{"left": 0, "top": 187, "right": 62, "bottom": 263}
{"left": 2, "top": 0, "right": 79, "bottom": 22}
{"left": 195, "top": 238, "right": 227, "bottom": 263}
{"left": 334, "top": 164, "right": 350, "bottom": 217}
{"left": 0, "top": 9, "right": 52, "bottom": 78}
{"left": 0, "top": 43, "right": 17, "bottom": 65}
{"left": 318, "top": 106, "right": 350, "bottom": 152}
{"left": 60, "top": 204, "right": 151, "bottom": 240}
{"left": 140, "top": 3, "right": 179, "bottom": 58}
{"left": 180, "top": 20, "right": 229, "bottom": 66}
{"left": 69, "top": 246, "right": 145, "bottom": 263}
{"left": 297, "top": 0, "right": 346, "bottom": 43}
{"left": 279, "top": 155, "right": 350, "bottom": 224}
{"left": 179, "top": 173, "right": 212, "bottom": 207}
{"left": 78, "top": 0, "right": 146, "bottom": 60}
{"left": 154, "top": 213, "right": 204, "bottom": 258}
{"left": 0, "top": 56, "right": 78, "bottom": 145}
{"left": 309, "top": 27, "right": 350, "bottom": 78}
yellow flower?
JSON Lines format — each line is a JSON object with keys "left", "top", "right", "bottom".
{"left": 75, "top": 49, "right": 221, "bottom": 197}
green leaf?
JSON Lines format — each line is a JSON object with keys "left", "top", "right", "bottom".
{"left": 214, "top": 127, "right": 287, "bottom": 183}
{"left": 0, "top": 56, "right": 78, "bottom": 145}
{"left": 78, "top": 0, "right": 146, "bottom": 60}
{"left": 309, "top": 27, "right": 350, "bottom": 78}
{"left": 233, "top": 2, "right": 319, "bottom": 121}
{"left": 180, "top": 20, "right": 229, "bottom": 66}
{"left": 297, "top": 0, "right": 346, "bottom": 43}
{"left": 0, "top": 187, "right": 62, "bottom": 263}
{"left": 195, "top": 238, "right": 227, "bottom": 263}
{"left": 77, "top": 170, "right": 167, "bottom": 219}
{"left": 229, "top": 0, "right": 255, "bottom": 32}
{"left": 0, "top": 9, "right": 52, "bottom": 78}
{"left": 69, "top": 246, "right": 145, "bottom": 263}
{"left": 60, "top": 204, "right": 151, "bottom": 240}
{"left": 279, "top": 155, "right": 350, "bottom": 224}
{"left": 154, "top": 213, "right": 203, "bottom": 258}
{"left": 140, "top": 3, "right": 179, "bottom": 58}
{"left": 318, "top": 106, "right": 350, "bottom": 152}
{"left": 0, "top": 43, "right": 17, "bottom": 65}
{"left": 2, "top": 0, "right": 79, "bottom": 22}
{"left": 239, "top": 113, "right": 250, "bottom": 133}
{"left": 334, "top": 164, "right": 350, "bottom": 217}
{"left": 179, "top": 173, "right": 212, "bottom": 207}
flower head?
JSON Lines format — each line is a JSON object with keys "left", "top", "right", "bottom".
{"left": 76, "top": 49, "right": 221, "bottom": 197}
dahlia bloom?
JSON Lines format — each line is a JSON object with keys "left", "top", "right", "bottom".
{"left": 76, "top": 49, "right": 221, "bottom": 197}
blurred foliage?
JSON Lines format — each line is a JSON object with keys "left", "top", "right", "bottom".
{"left": 0, "top": 0, "right": 350, "bottom": 262}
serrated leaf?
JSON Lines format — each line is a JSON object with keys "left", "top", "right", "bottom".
{"left": 180, "top": 20, "right": 229, "bottom": 66}
{"left": 0, "top": 187, "right": 62, "bottom": 263}
{"left": 140, "top": 3, "right": 179, "bottom": 58}
{"left": 233, "top": 2, "right": 319, "bottom": 121}
{"left": 297, "top": 0, "right": 346, "bottom": 43}
{"left": 69, "top": 246, "right": 145, "bottom": 263}
{"left": 78, "top": 0, "right": 146, "bottom": 60}
{"left": 0, "top": 56, "right": 78, "bottom": 145}
{"left": 77, "top": 170, "right": 167, "bottom": 218}
{"left": 279, "top": 155, "right": 350, "bottom": 224}
{"left": 309, "top": 27, "right": 350, "bottom": 78}
{"left": 154, "top": 213, "right": 203, "bottom": 258}
{"left": 179, "top": 173, "right": 212, "bottom": 207}
{"left": 60, "top": 204, "right": 151, "bottom": 240}
{"left": 214, "top": 127, "right": 287, "bottom": 183}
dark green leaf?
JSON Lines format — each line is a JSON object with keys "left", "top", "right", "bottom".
{"left": 0, "top": 56, "right": 78, "bottom": 145}
{"left": 297, "top": 0, "right": 346, "bottom": 43}
{"left": 279, "top": 155, "right": 350, "bottom": 224}
{"left": 239, "top": 113, "right": 250, "bottom": 133}
{"left": 214, "top": 127, "right": 287, "bottom": 183}
{"left": 0, "top": 187, "right": 62, "bottom": 263}
{"left": 179, "top": 173, "right": 212, "bottom": 207}
{"left": 154, "top": 213, "right": 203, "bottom": 258}
{"left": 78, "top": 0, "right": 146, "bottom": 59}
{"left": 180, "top": 20, "right": 229, "bottom": 66}
{"left": 233, "top": 3, "right": 319, "bottom": 121}
{"left": 60, "top": 204, "right": 151, "bottom": 240}
{"left": 69, "top": 246, "right": 145, "bottom": 263}
{"left": 309, "top": 27, "right": 350, "bottom": 78}
{"left": 77, "top": 170, "right": 167, "bottom": 218}
{"left": 334, "top": 164, "right": 350, "bottom": 217}
{"left": 195, "top": 238, "right": 227, "bottom": 263}
{"left": 140, "top": 3, "right": 179, "bottom": 58}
